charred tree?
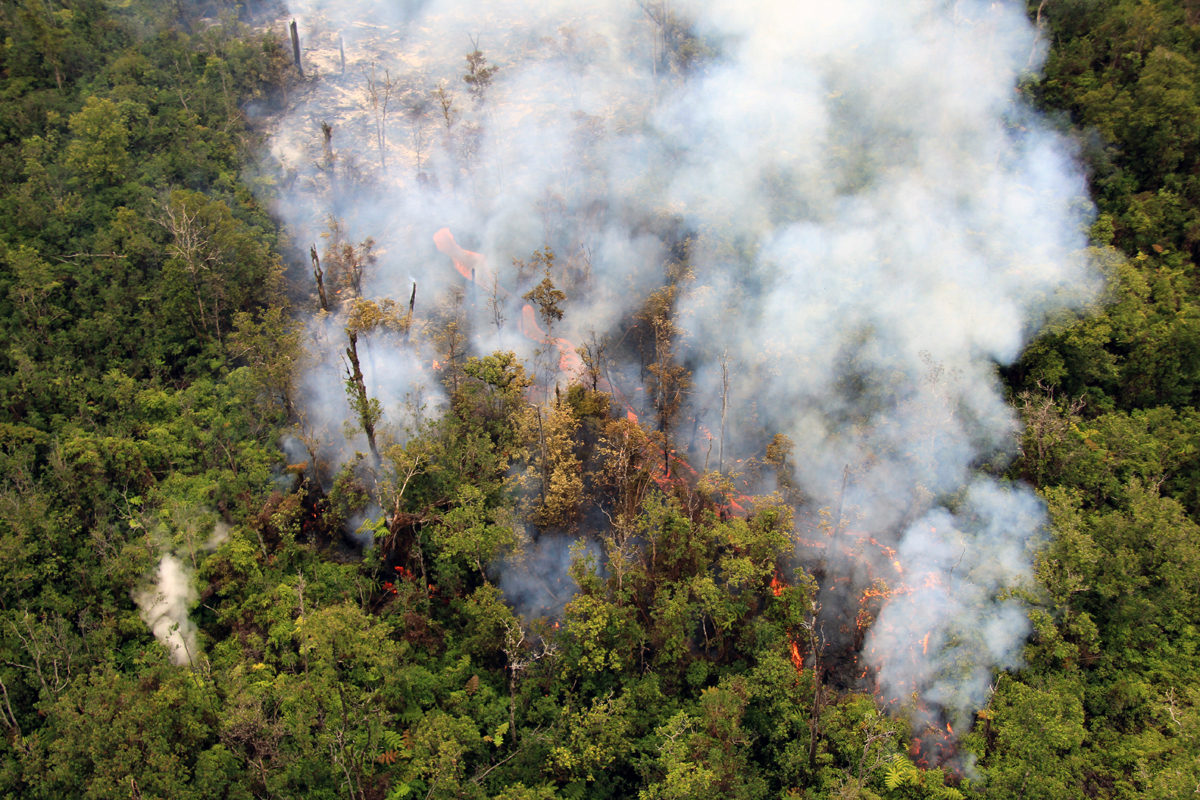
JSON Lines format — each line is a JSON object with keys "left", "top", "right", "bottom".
{"left": 289, "top": 20, "right": 303, "bottom": 76}
{"left": 718, "top": 349, "right": 731, "bottom": 472}
{"left": 320, "top": 121, "right": 338, "bottom": 198}
{"left": 311, "top": 244, "right": 329, "bottom": 312}
{"left": 405, "top": 281, "right": 417, "bottom": 344}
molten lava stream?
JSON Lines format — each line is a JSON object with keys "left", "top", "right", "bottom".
{"left": 434, "top": 228, "right": 583, "bottom": 378}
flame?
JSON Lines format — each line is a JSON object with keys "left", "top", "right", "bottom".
{"left": 789, "top": 639, "right": 803, "bottom": 673}
{"left": 921, "top": 632, "right": 930, "bottom": 655}
{"left": 946, "top": 722, "right": 953, "bottom": 735}
{"left": 770, "top": 574, "right": 783, "bottom": 597}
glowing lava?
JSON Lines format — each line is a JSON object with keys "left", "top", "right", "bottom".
{"left": 434, "top": 228, "right": 583, "bottom": 380}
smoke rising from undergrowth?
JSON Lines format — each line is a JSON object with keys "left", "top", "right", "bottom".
{"left": 268, "top": 0, "right": 1098, "bottom": 734}
{"left": 136, "top": 556, "right": 199, "bottom": 667}
{"left": 135, "top": 521, "right": 229, "bottom": 666}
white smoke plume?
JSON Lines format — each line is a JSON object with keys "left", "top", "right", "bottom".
{"left": 135, "top": 555, "right": 199, "bottom": 667}
{"left": 865, "top": 480, "right": 1042, "bottom": 731}
{"left": 134, "top": 522, "right": 229, "bottom": 666}
{"left": 265, "top": 0, "right": 1099, "bottom": 736}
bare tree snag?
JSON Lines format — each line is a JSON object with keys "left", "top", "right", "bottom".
{"left": 362, "top": 64, "right": 395, "bottom": 173}
{"left": 344, "top": 329, "right": 380, "bottom": 461}
{"left": 290, "top": 20, "right": 303, "bottom": 76}
{"left": 405, "top": 281, "right": 416, "bottom": 343}
{"left": 311, "top": 245, "right": 329, "bottom": 312}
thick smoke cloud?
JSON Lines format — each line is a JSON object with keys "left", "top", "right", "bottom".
{"left": 268, "top": 0, "right": 1097, "bottom": 733}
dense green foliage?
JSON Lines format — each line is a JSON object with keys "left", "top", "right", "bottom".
{"left": 0, "top": 1, "right": 1198, "bottom": 798}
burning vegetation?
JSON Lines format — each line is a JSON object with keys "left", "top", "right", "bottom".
{"left": 5, "top": 0, "right": 1200, "bottom": 795}
{"left": 261, "top": 0, "right": 1098, "bottom": 786}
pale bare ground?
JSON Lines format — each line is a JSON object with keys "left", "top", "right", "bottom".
{"left": 260, "top": 0, "right": 652, "bottom": 202}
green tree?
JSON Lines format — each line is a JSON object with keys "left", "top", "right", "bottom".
{"left": 65, "top": 96, "right": 130, "bottom": 186}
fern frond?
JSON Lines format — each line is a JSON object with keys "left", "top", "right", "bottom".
{"left": 381, "top": 729, "right": 408, "bottom": 752}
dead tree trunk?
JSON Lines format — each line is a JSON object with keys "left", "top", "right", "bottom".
{"left": 345, "top": 330, "right": 379, "bottom": 460}
{"left": 311, "top": 245, "right": 329, "bottom": 311}
{"left": 320, "top": 121, "right": 338, "bottom": 198}
{"left": 831, "top": 465, "right": 849, "bottom": 537}
{"left": 405, "top": 281, "right": 416, "bottom": 344}
{"left": 719, "top": 350, "right": 730, "bottom": 473}
{"left": 290, "top": 21, "right": 303, "bottom": 76}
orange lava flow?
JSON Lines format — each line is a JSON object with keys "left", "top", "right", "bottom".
{"left": 433, "top": 228, "right": 492, "bottom": 285}
{"left": 519, "top": 305, "right": 585, "bottom": 378}
{"left": 434, "top": 228, "right": 583, "bottom": 379}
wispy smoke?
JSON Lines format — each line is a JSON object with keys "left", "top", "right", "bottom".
{"left": 268, "top": 0, "right": 1098, "bottom": 733}
{"left": 499, "top": 534, "right": 601, "bottom": 620}
{"left": 865, "top": 481, "right": 1041, "bottom": 730}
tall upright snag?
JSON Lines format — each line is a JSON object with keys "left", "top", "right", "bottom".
{"left": 344, "top": 329, "right": 380, "bottom": 461}
{"left": 311, "top": 244, "right": 329, "bottom": 312}
{"left": 320, "top": 121, "right": 337, "bottom": 197}
{"left": 289, "top": 20, "right": 303, "bottom": 75}
{"left": 405, "top": 281, "right": 416, "bottom": 343}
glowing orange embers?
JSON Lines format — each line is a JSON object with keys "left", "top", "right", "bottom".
{"left": 910, "top": 718, "right": 959, "bottom": 773}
